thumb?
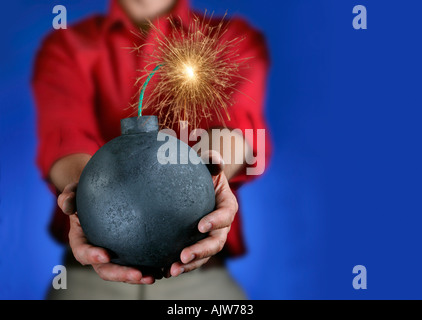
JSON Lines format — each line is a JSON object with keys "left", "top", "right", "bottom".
{"left": 57, "top": 182, "right": 78, "bottom": 215}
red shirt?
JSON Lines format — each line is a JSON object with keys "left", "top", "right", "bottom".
{"left": 32, "top": 0, "right": 271, "bottom": 257}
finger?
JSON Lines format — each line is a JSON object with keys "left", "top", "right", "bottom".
{"left": 57, "top": 183, "right": 78, "bottom": 214}
{"left": 180, "top": 228, "right": 229, "bottom": 264}
{"left": 92, "top": 263, "right": 153, "bottom": 284}
{"left": 58, "top": 192, "right": 76, "bottom": 215}
{"left": 68, "top": 215, "right": 110, "bottom": 265}
{"left": 212, "top": 171, "right": 232, "bottom": 197}
{"left": 198, "top": 203, "right": 237, "bottom": 233}
{"left": 170, "top": 257, "right": 210, "bottom": 277}
{"left": 68, "top": 215, "right": 155, "bottom": 285}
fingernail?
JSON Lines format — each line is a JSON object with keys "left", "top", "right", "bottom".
{"left": 173, "top": 267, "right": 184, "bottom": 277}
{"left": 200, "top": 222, "right": 212, "bottom": 233}
{"left": 97, "top": 255, "right": 108, "bottom": 263}
{"left": 63, "top": 199, "right": 74, "bottom": 214}
{"left": 178, "top": 267, "right": 184, "bottom": 276}
{"left": 129, "top": 273, "right": 139, "bottom": 282}
{"left": 62, "top": 201, "right": 69, "bottom": 213}
{"left": 185, "top": 254, "right": 195, "bottom": 264}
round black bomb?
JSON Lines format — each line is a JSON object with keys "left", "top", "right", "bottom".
{"left": 76, "top": 116, "right": 215, "bottom": 268}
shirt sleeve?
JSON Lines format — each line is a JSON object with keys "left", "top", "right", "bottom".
{"left": 205, "top": 20, "right": 272, "bottom": 187}
{"left": 32, "top": 29, "right": 103, "bottom": 181}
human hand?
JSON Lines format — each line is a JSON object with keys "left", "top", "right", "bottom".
{"left": 57, "top": 182, "right": 157, "bottom": 284}
{"left": 168, "top": 150, "right": 239, "bottom": 277}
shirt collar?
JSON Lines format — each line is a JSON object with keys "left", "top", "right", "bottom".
{"left": 104, "top": 0, "right": 191, "bottom": 34}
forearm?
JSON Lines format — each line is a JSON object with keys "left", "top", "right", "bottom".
{"left": 205, "top": 128, "right": 252, "bottom": 181}
{"left": 221, "top": 152, "right": 246, "bottom": 181}
{"left": 49, "top": 153, "right": 92, "bottom": 192}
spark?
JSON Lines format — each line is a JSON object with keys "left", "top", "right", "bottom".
{"left": 133, "top": 12, "right": 250, "bottom": 129}
{"left": 183, "top": 64, "right": 196, "bottom": 81}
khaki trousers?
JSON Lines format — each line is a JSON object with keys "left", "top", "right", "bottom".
{"left": 47, "top": 250, "right": 246, "bottom": 300}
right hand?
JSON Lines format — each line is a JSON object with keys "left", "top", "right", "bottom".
{"left": 57, "top": 182, "right": 158, "bottom": 284}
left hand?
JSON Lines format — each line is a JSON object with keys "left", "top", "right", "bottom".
{"left": 168, "top": 150, "right": 239, "bottom": 277}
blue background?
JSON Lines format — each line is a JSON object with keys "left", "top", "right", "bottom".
{"left": 1, "top": 0, "right": 422, "bottom": 299}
